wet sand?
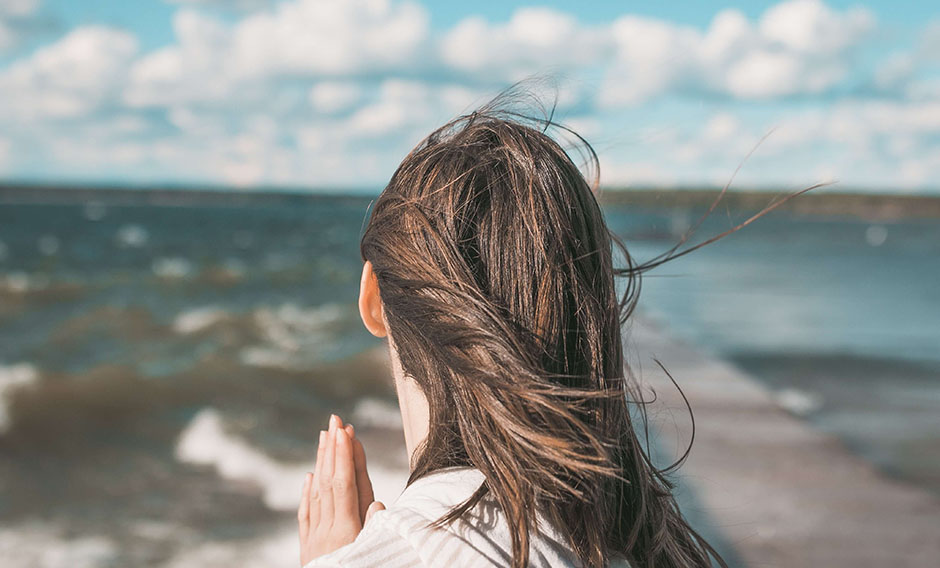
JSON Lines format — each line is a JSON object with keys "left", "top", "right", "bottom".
{"left": 627, "top": 316, "right": 940, "bottom": 568}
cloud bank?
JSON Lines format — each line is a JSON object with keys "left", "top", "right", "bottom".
{"left": 0, "top": 0, "right": 937, "bottom": 191}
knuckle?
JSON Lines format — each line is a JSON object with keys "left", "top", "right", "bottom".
{"left": 332, "top": 477, "right": 350, "bottom": 495}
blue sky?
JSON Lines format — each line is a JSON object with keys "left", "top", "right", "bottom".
{"left": 0, "top": 0, "right": 938, "bottom": 192}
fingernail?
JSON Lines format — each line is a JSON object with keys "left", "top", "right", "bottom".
{"left": 336, "top": 427, "right": 348, "bottom": 445}
{"left": 348, "top": 423, "right": 355, "bottom": 436}
{"left": 319, "top": 430, "right": 326, "bottom": 446}
{"left": 329, "top": 414, "right": 338, "bottom": 431}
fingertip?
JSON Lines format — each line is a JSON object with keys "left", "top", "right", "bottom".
{"left": 365, "top": 501, "right": 386, "bottom": 524}
{"left": 300, "top": 472, "right": 312, "bottom": 499}
{"left": 345, "top": 423, "right": 355, "bottom": 438}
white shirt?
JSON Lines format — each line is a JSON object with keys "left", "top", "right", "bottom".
{"left": 303, "top": 467, "right": 581, "bottom": 567}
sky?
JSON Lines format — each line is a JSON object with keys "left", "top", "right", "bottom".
{"left": 0, "top": 0, "right": 938, "bottom": 193}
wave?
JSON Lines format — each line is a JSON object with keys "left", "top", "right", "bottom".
{"left": 239, "top": 302, "right": 350, "bottom": 370}
{"left": 152, "top": 257, "right": 195, "bottom": 279}
{"left": 772, "top": 387, "right": 824, "bottom": 416}
{"left": 351, "top": 398, "right": 403, "bottom": 430}
{"left": 175, "top": 407, "right": 409, "bottom": 512}
{"left": 115, "top": 224, "right": 149, "bottom": 248}
{"left": 0, "top": 363, "right": 38, "bottom": 433}
{"left": 157, "top": 527, "right": 296, "bottom": 568}
{"left": 0, "top": 522, "right": 116, "bottom": 568}
{"left": 172, "top": 306, "right": 230, "bottom": 335}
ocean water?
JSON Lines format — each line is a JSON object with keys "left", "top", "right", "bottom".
{"left": 604, "top": 202, "right": 940, "bottom": 493}
{"left": 0, "top": 193, "right": 937, "bottom": 566}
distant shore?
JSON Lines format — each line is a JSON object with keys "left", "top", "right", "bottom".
{"left": 3, "top": 183, "right": 940, "bottom": 220}
{"left": 597, "top": 187, "right": 940, "bottom": 220}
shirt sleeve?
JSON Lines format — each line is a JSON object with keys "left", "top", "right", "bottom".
{"left": 302, "top": 511, "right": 425, "bottom": 568}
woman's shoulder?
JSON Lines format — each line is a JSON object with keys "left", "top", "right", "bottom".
{"left": 390, "top": 467, "right": 582, "bottom": 567}
{"left": 306, "top": 467, "right": 582, "bottom": 567}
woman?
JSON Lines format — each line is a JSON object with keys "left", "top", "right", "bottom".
{"left": 295, "top": 89, "right": 768, "bottom": 568}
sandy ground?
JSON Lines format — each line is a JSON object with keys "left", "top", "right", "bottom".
{"left": 627, "top": 317, "right": 940, "bottom": 568}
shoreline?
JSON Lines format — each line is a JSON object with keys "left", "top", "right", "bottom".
{"left": 627, "top": 315, "right": 940, "bottom": 568}
{"left": 4, "top": 184, "right": 940, "bottom": 220}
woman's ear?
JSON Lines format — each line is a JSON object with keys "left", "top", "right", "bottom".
{"left": 358, "top": 260, "right": 387, "bottom": 338}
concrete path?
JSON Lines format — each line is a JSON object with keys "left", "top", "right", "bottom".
{"left": 628, "top": 316, "right": 940, "bottom": 568}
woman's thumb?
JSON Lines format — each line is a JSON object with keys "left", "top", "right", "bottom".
{"left": 365, "top": 501, "right": 386, "bottom": 525}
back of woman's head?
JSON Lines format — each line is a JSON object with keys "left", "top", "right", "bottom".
{"left": 360, "top": 88, "right": 724, "bottom": 568}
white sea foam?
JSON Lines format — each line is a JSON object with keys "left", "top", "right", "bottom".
{"left": 0, "top": 362, "right": 38, "bottom": 433}
{"left": 116, "top": 224, "right": 149, "bottom": 248}
{"left": 152, "top": 257, "right": 194, "bottom": 279}
{"left": 773, "top": 387, "right": 823, "bottom": 416}
{"left": 2, "top": 271, "right": 30, "bottom": 292}
{"left": 0, "top": 521, "right": 115, "bottom": 568}
{"left": 239, "top": 303, "right": 346, "bottom": 370}
{"left": 172, "top": 306, "right": 228, "bottom": 334}
{"left": 158, "top": 527, "right": 296, "bottom": 568}
{"left": 175, "top": 407, "right": 409, "bottom": 512}
{"left": 351, "top": 398, "right": 403, "bottom": 430}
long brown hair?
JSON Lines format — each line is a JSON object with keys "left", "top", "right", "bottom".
{"left": 359, "top": 85, "right": 819, "bottom": 568}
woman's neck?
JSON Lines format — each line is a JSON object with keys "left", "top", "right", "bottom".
{"left": 388, "top": 341, "right": 430, "bottom": 468}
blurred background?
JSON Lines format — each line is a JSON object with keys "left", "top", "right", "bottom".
{"left": 0, "top": 1, "right": 938, "bottom": 567}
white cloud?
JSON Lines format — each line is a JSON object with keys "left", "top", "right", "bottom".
{"left": 0, "top": 26, "right": 138, "bottom": 120}
{"left": 602, "top": 16, "right": 700, "bottom": 106}
{"left": 0, "top": 0, "right": 39, "bottom": 17}
{"left": 0, "top": 0, "right": 41, "bottom": 52}
{"left": 600, "top": 0, "right": 874, "bottom": 106}
{"left": 871, "top": 19, "right": 940, "bottom": 100}
{"left": 165, "top": 0, "right": 272, "bottom": 9}
{"left": 598, "top": 99, "right": 940, "bottom": 190}
{"left": 0, "top": 0, "right": 937, "bottom": 191}
{"left": 309, "top": 81, "right": 362, "bottom": 114}
{"left": 441, "top": 7, "right": 609, "bottom": 80}
{"left": 127, "top": 0, "right": 429, "bottom": 107}
{"left": 759, "top": 0, "right": 873, "bottom": 54}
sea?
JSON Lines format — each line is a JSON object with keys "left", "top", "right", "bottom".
{"left": 0, "top": 192, "right": 937, "bottom": 567}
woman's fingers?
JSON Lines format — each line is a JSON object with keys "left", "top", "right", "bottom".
{"left": 298, "top": 471, "right": 313, "bottom": 531}
{"left": 350, "top": 435, "right": 374, "bottom": 523}
{"left": 365, "top": 501, "right": 386, "bottom": 526}
{"left": 341, "top": 421, "right": 375, "bottom": 525}
{"left": 333, "top": 427, "right": 361, "bottom": 529}
{"left": 317, "top": 417, "right": 338, "bottom": 527}
{"left": 309, "top": 430, "right": 326, "bottom": 527}
{"left": 300, "top": 414, "right": 372, "bottom": 565}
